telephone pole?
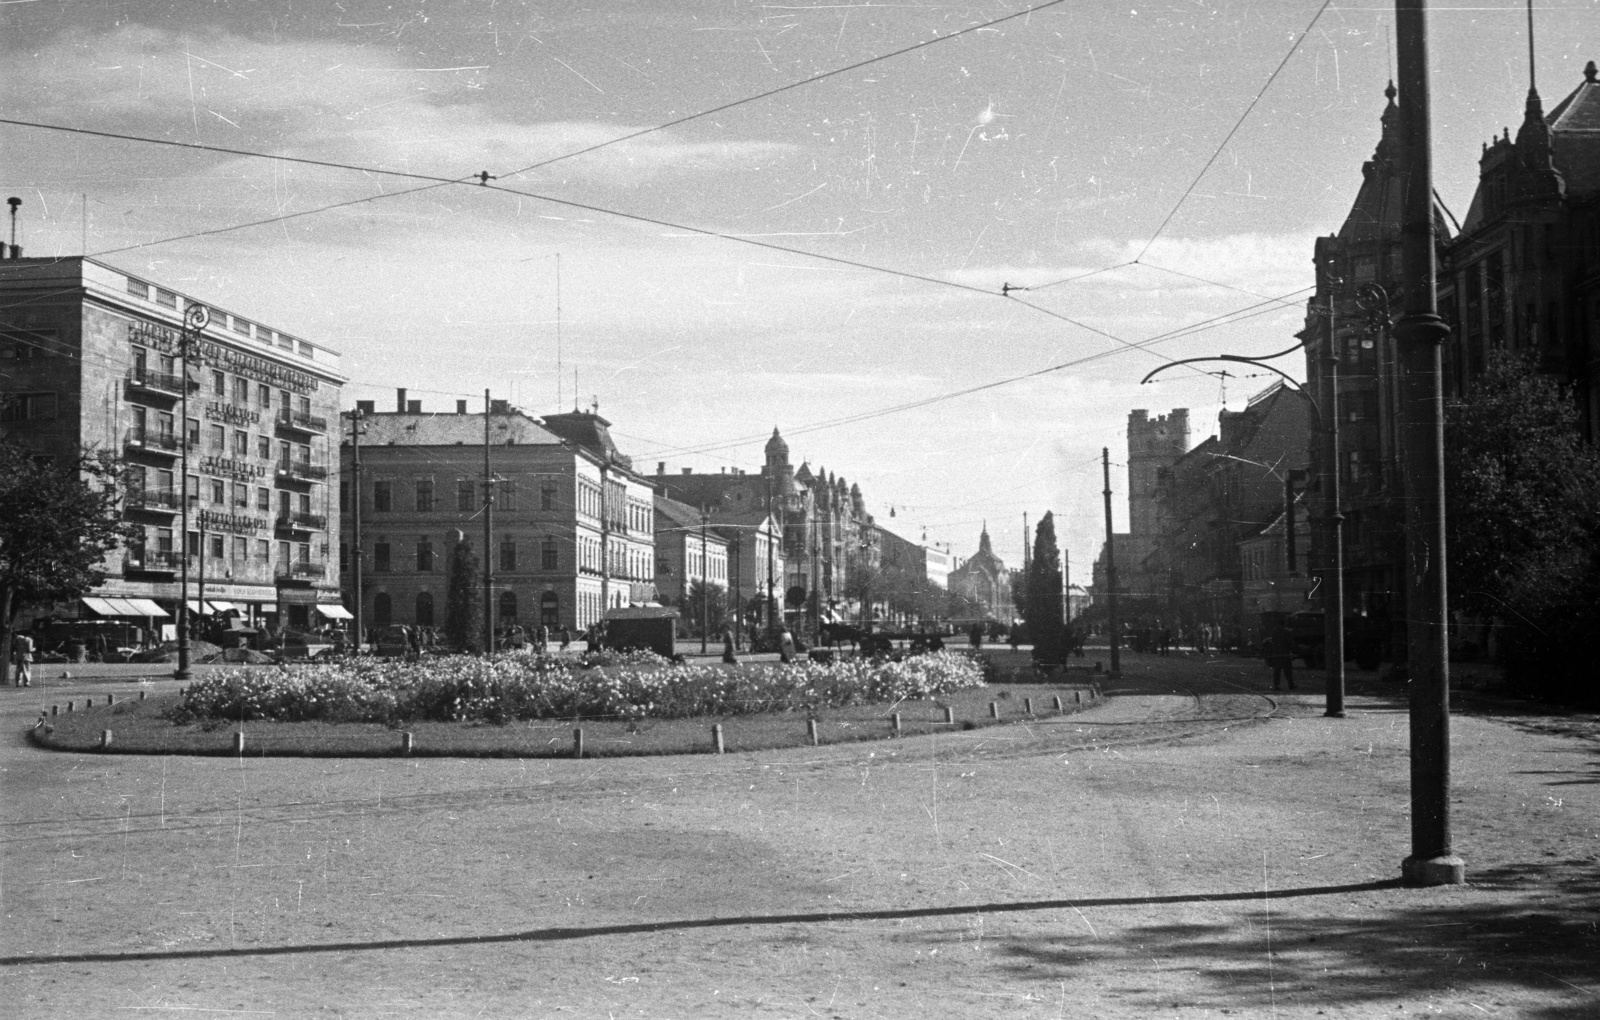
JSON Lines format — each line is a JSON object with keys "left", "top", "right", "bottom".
{"left": 350, "top": 407, "right": 365, "bottom": 650}
{"left": 1395, "top": 0, "right": 1464, "bottom": 886}
{"left": 483, "top": 389, "right": 495, "bottom": 658}
{"left": 1321, "top": 297, "right": 1347, "bottom": 717}
{"left": 700, "top": 506, "right": 710, "bottom": 654}
{"left": 1102, "top": 447, "right": 1121, "bottom": 677}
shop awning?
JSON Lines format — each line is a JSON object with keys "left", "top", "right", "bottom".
{"left": 315, "top": 605, "right": 354, "bottom": 620}
{"left": 125, "top": 598, "right": 169, "bottom": 617}
{"left": 208, "top": 601, "right": 238, "bottom": 612}
{"left": 186, "top": 600, "right": 206, "bottom": 615}
{"left": 103, "top": 598, "right": 144, "bottom": 616}
{"left": 81, "top": 597, "right": 119, "bottom": 616}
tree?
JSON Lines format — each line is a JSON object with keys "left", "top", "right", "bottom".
{"left": 444, "top": 538, "right": 482, "bottom": 652}
{"left": 1444, "top": 351, "right": 1600, "bottom": 701}
{"left": 683, "top": 579, "right": 727, "bottom": 638}
{"left": 1023, "top": 512, "right": 1065, "bottom": 664}
{"left": 0, "top": 440, "right": 139, "bottom": 684}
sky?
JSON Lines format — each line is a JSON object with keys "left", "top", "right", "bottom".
{"left": 3, "top": 0, "right": 1597, "bottom": 579}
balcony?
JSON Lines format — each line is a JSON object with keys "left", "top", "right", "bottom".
{"left": 277, "top": 559, "right": 327, "bottom": 580}
{"left": 125, "top": 367, "right": 195, "bottom": 398}
{"left": 275, "top": 407, "right": 329, "bottom": 434}
{"left": 125, "top": 488, "right": 180, "bottom": 514}
{"left": 124, "top": 549, "right": 183, "bottom": 574}
{"left": 276, "top": 459, "right": 329, "bottom": 484}
{"left": 275, "top": 511, "right": 327, "bottom": 533}
{"left": 123, "top": 427, "right": 185, "bottom": 457}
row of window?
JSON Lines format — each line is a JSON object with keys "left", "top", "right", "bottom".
{"left": 359, "top": 535, "right": 562, "bottom": 574}
{"left": 126, "top": 466, "right": 322, "bottom": 521}
{"left": 130, "top": 528, "right": 316, "bottom": 569}
{"left": 0, "top": 392, "right": 56, "bottom": 422}
{"left": 131, "top": 347, "right": 315, "bottom": 418}
{"left": 126, "top": 277, "right": 318, "bottom": 358}
{"left": 366, "top": 478, "right": 551, "bottom": 513}
{"left": 369, "top": 589, "right": 561, "bottom": 629}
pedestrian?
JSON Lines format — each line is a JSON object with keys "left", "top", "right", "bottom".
{"left": 559, "top": 626, "right": 571, "bottom": 651}
{"left": 12, "top": 631, "right": 35, "bottom": 687}
{"left": 722, "top": 627, "right": 739, "bottom": 665}
{"left": 1264, "top": 620, "right": 1297, "bottom": 691}
{"left": 779, "top": 626, "right": 796, "bottom": 664}
{"left": 969, "top": 624, "right": 983, "bottom": 652}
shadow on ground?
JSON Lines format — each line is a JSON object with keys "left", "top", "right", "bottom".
{"left": 989, "top": 862, "right": 1600, "bottom": 1018}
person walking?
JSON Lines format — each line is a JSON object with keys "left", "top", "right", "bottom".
{"left": 779, "top": 626, "right": 796, "bottom": 664}
{"left": 722, "top": 627, "right": 739, "bottom": 665}
{"left": 1264, "top": 620, "right": 1297, "bottom": 691}
{"left": 12, "top": 631, "right": 35, "bottom": 687}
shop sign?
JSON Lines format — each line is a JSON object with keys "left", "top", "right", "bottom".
{"left": 197, "top": 509, "right": 267, "bottom": 534}
{"left": 199, "top": 455, "right": 269, "bottom": 482}
{"left": 127, "top": 320, "right": 319, "bottom": 393}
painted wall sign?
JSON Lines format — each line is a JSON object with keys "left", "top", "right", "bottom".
{"left": 198, "top": 455, "right": 269, "bottom": 482}
{"left": 197, "top": 509, "right": 267, "bottom": 534}
{"left": 204, "top": 402, "right": 261, "bottom": 426}
{"left": 127, "top": 320, "right": 319, "bottom": 393}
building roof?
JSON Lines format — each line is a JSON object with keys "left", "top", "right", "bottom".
{"left": 355, "top": 410, "right": 561, "bottom": 447}
{"left": 653, "top": 494, "right": 729, "bottom": 544}
{"left": 1548, "top": 60, "right": 1600, "bottom": 196}
{"left": 539, "top": 410, "right": 632, "bottom": 468}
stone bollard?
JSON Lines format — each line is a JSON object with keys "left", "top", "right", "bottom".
{"left": 233, "top": 731, "right": 245, "bottom": 755}
{"left": 1023, "top": 697, "right": 1033, "bottom": 716}
{"left": 65, "top": 702, "right": 73, "bottom": 714}
{"left": 891, "top": 712, "right": 901, "bottom": 735}
{"left": 1075, "top": 690, "right": 1083, "bottom": 705}
{"left": 400, "top": 731, "right": 414, "bottom": 755}
{"left": 101, "top": 730, "right": 113, "bottom": 749}
{"left": 140, "top": 690, "right": 147, "bottom": 701}
{"left": 51, "top": 704, "right": 58, "bottom": 716}
{"left": 107, "top": 694, "right": 115, "bottom": 706}
{"left": 84, "top": 700, "right": 93, "bottom": 711}
{"left": 989, "top": 701, "right": 1000, "bottom": 720}
{"left": 943, "top": 705, "right": 955, "bottom": 724}
{"left": 712, "top": 723, "right": 725, "bottom": 755}
{"left": 573, "top": 727, "right": 584, "bottom": 759}
{"left": 807, "top": 718, "right": 819, "bottom": 746}
{"left": 1053, "top": 695, "right": 1063, "bottom": 712}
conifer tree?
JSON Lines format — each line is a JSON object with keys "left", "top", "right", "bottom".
{"left": 1024, "top": 512, "right": 1065, "bottom": 664}
{"left": 444, "top": 538, "right": 482, "bottom": 652}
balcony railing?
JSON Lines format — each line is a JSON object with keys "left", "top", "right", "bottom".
{"left": 124, "top": 549, "right": 183, "bottom": 572}
{"left": 276, "top": 460, "right": 329, "bottom": 482}
{"left": 275, "top": 511, "right": 327, "bottom": 532}
{"left": 276, "top": 559, "right": 327, "bottom": 579}
{"left": 123, "top": 427, "right": 185, "bottom": 455}
{"left": 125, "top": 488, "right": 180, "bottom": 512}
{"left": 125, "top": 367, "right": 195, "bottom": 396}
{"left": 276, "top": 407, "right": 329, "bottom": 434}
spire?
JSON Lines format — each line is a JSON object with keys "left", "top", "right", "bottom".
{"left": 978, "top": 522, "right": 992, "bottom": 557}
{"left": 1509, "top": 0, "right": 1564, "bottom": 205}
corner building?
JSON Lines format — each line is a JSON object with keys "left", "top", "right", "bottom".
{"left": 0, "top": 256, "right": 346, "bottom": 628}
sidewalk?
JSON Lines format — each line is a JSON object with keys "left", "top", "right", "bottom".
{"left": 2, "top": 650, "right": 1595, "bottom": 1018}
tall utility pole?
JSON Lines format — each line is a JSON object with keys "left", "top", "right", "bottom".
{"left": 350, "top": 407, "right": 365, "bottom": 650}
{"left": 483, "top": 390, "right": 495, "bottom": 658}
{"left": 700, "top": 506, "right": 710, "bottom": 654}
{"left": 1395, "top": 0, "right": 1464, "bottom": 886}
{"left": 1321, "top": 297, "right": 1347, "bottom": 718}
{"left": 765, "top": 475, "right": 776, "bottom": 634}
{"left": 1102, "top": 447, "right": 1121, "bottom": 677}
{"left": 174, "top": 303, "right": 208, "bottom": 681}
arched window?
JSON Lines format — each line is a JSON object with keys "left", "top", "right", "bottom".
{"left": 540, "top": 590, "right": 559, "bottom": 627}
{"left": 415, "top": 591, "right": 434, "bottom": 627}
{"left": 499, "top": 589, "right": 518, "bottom": 623}
{"left": 372, "top": 592, "right": 392, "bottom": 628}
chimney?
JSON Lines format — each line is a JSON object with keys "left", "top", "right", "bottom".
{"left": 490, "top": 399, "right": 510, "bottom": 414}
{"left": 681, "top": 468, "right": 692, "bottom": 475}
{"left": 406, "top": 400, "right": 421, "bottom": 414}
{"left": 396, "top": 388, "right": 407, "bottom": 412}
{"left": 456, "top": 400, "right": 467, "bottom": 415}
{"left": 355, "top": 400, "right": 375, "bottom": 415}
{"left": 657, "top": 462, "right": 665, "bottom": 475}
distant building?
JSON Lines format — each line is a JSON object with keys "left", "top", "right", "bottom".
{"left": 652, "top": 495, "right": 729, "bottom": 606}
{"left": 950, "top": 525, "right": 1014, "bottom": 621}
{"left": 1091, "top": 409, "right": 1189, "bottom": 615}
{"left": 340, "top": 397, "right": 655, "bottom": 635}
{"left": 0, "top": 256, "right": 346, "bottom": 632}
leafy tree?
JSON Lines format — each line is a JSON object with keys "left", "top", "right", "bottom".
{"left": 0, "top": 441, "right": 139, "bottom": 684}
{"left": 444, "top": 538, "right": 482, "bottom": 653}
{"left": 1444, "top": 351, "right": 1600, "bottom": 702}
{"left": 1023, "top": 512, "right": 1065, "bottom": 664}
{"left": 683, "top": 579, "right": 727, "bottom": 638}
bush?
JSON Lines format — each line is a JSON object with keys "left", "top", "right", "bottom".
{"left": 169, "top": 650, "right": 988, "bottom": 725}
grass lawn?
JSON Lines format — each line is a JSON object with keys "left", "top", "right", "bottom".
{"left": 30, "top": 679, "right": 1100, "bottom": 757}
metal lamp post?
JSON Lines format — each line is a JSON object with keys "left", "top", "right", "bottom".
{"left": 174, "top": 302, "right": 209, "bottom": 681}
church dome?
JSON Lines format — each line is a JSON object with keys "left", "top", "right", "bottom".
{"left": 765, "top": 427, "right": 789, "bottom": 459}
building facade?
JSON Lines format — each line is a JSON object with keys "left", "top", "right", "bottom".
{"left": 1091, "top": 408, "right": 1190, "bottom": 615}
{"left": 652, "top": 494, "right": 730, "bottom": 606}
{"left": 1, "top": 256, "right": 346, "bottom": 631}
{"left": 341, "top": 398, "right": 656, "bottom": 636}
{"left": 949, "top": 526, "right": 1014, "bottom": 622}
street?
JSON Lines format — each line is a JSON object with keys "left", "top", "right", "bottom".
{"left": 2, "top": 650, "right": 1596, "bottom": 1018}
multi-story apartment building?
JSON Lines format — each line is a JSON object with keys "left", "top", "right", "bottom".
{"left": 653, "top": 494, "right": 730, "bottom": 605}
{"left": 0, "top": 256, "right": 346, "bottom": 631}
{"left": 340, "top": 397, "right": 656, "bottom": 636}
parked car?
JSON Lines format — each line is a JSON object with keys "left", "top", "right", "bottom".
{"left": 373, "top": 625, "right": 413, "bottom": 658}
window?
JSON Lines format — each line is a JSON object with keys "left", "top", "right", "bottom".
{"left": 298, "top": 492, "right": 311, "bottom": 515}
{"left": 233, "top": 482, "right": 249, "bottom": 508}
{"left": 187, "top": 531, "right": 201, "bottom": 556}
{"left": 156, "top": 468, "right": 174, "bottom": 496}
{"left": 540, "top": 591, "right": 559, "bottom": 627}
{"left": 498, "top": 590, "right": 518, "bottom": 623}
{"left": 542, "top": 537, "right": 558, "bottom": 571}
{"left": 339, "top": 481, "right": 348, "bottom": 509}
{"left": 258, "top": 384, "right": 272, "bottom": 408}
{"left": 340, "top": 542, "right": 349, "bottom": 572}
{"left": 374, "top": 542, "right": 391, "bottom": 572}
{"left": 234, "top": 429, "right": 249, "bottom": 456}
{"left": 158, "top": 411, "right": 175, "bottom": 440}
{"left": 187, "top": 418, "right": 201, "bottom": 448}
{"left": 234, "top": 377, "right": 250, "bottom": 404}
{"left": 186, "top": 474, "right": 199, "bottom": 503}
{"left": 156, "top": 528, "right": 174, "bottom": 554}
{"left": 209, "top": 424, "right": 225, "bottom": 450}
{"left": 156, "top": 289, "right": 177, "bottom": 309}
{"left": 373, "top": 480, "right": 392, "bottom": 512}
{"left": 256, "top": 539, "right": 269, "bottom": 563}
{"left": 297, "top": 541, "right": 311, "bottom": 567}
{"left": 499, "top": 480, "right": 517, "bottom": 510}
{"left": 208, "top": 533, "right": 225, "bottom": 559}
{"left": 0, "top": 393, "right": 57, "bottom": 422}
{"left": 233, "top": 536, "right": 248, "bottom": 561}
{"left": 210, "top": 480, "right": 225, "bottom": 505}
{"left": 127, "top": 278, "right": 150, "bottom": 300}
{"left": 457, "top": 480, "right": 475, "bottom": 511}
{"left": 212, "top": 370, "right": 226, "bottom": 396}
{"left": 416, "top": 537, "right": 434, "bottom": 572}
{"left": 257, "top": 434, "right": 271, "bottom": 459}
{"left": 415, "top": 591, "right": 435, "bottom": 627}
{"left": 500, "top": 538, "right": 517, "bottom": 572}
{"left": 415, "top": 479, "right": 434, "bottom": 512}
{"left": 541, "top": 484, "right": 556, "bottom": 511}
{"left": 232, "top": 316, "right": 252, "bottom": 337}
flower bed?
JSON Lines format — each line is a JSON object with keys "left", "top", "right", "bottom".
{"left": 168, "top": 650, "right": 987, "bottom": 725}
